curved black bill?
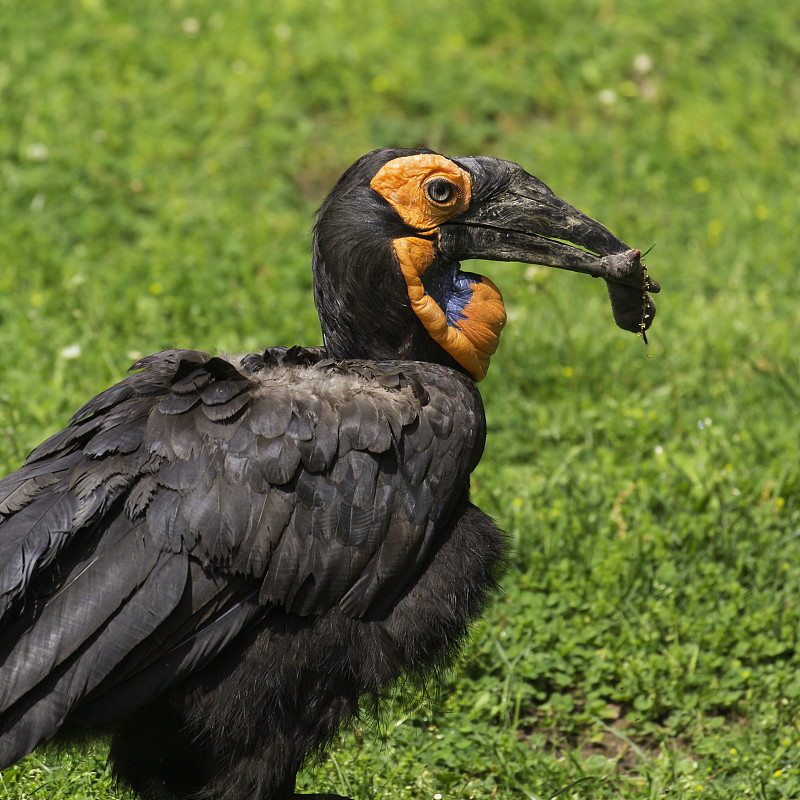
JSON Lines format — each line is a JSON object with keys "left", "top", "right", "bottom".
{"left": 441, "top": 157, "right": 660, "bottom": 333}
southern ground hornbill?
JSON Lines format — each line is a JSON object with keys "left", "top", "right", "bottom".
{"left": 0, "top": 148, "right": 658, "bottom": 799}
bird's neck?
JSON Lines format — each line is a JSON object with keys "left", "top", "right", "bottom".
{"left": 312, "top": 250, "right": 467, "bottom": 375}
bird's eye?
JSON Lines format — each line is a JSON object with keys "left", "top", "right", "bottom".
{"left": 425, "top": 178, "right": 457, "bottom": 205}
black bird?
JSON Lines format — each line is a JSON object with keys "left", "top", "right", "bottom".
{"left": 0, "top": 148, "right": 658, "bottom": 799}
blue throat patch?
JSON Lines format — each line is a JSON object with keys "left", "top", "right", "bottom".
{"left": 421, "top": 261, "right": 480, "bottom": 327}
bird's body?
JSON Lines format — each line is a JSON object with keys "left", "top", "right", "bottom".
{"left": 0, "top": 148, "right": 658, "bottom": 799}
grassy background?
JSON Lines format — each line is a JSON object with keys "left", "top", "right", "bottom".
{"left": 1, "top": 0, "right": 799, "bottom": 798}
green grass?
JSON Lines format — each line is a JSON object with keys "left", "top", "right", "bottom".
{"left": 1, "top": 0, "right": 799, "bottom": 797}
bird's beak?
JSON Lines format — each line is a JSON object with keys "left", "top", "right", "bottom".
{"left": 440, "top": 157, "right": 660, "bottom": 333}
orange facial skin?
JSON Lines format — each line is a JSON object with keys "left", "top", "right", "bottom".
{"left": 370, "top": 154, "right": 472, "bottom": 231}
{"left": 372, "top": 154, "right": 507, "bottom": 381}
{"left": 369, "top": 154, "right": 507, "bottom": 381}
{"left": 454, "top": 275, "right": 507, "bottom": 370}
{"left": 392, "top": 237, "right": 506, "bottom": 382}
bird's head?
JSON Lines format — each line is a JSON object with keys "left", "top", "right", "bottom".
{"left": 312, "top": 148, "right": 659, "bottom": 380}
